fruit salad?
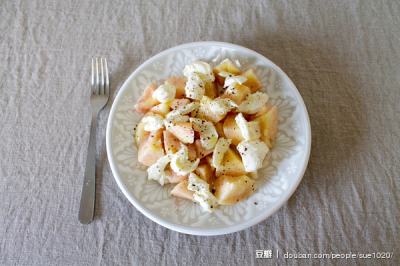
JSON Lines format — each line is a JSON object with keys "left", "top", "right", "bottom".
{"left": 133, "top": 58, "right": 278, "bottom": 213}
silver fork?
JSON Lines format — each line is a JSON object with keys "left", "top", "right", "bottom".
{"left": 79, "top": 58, "right": 109, "bottom": 224}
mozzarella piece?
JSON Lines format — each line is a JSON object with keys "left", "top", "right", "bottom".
{"left": 170, "top": 144, "right": 200, "bottom": 175}
{"left": 212, "top": 138, "right": 232, "bottom": 168}
{"left": 235, "top": 113, "right": 261, "bottom": 141}
{"left": 209, "top": 97, "right": 237, "bottom": 116}
{"left": 218, "top": 71, "right": 247, "bottom": 87}
{"left": 185, "top": 73, "right": 205, "bottom": 100}
{"left": 147, "top": 154, "right": 173, "bottom": 185}
{"left": 189, "top": 117, "right": 218, "bottom": 150}
{"left": 237, "top": 140, "right": 269, "bottom": 172}
{"left": 164, "top": 110, "right": 190, "bottom": 130}
{"left": 152, "top": 84, "right": 176, "bottom": 103}
{"left": 183, "top": 60, "right": 215, "bottom": 83}
{"left": 163, "top": 102, "right": 199, "bottom": 129}
{"left": 142, "top": 114, "right": 165, "bottom": 131}
{"left": 187, "top": 173, "right": 218, "bottom": 213}
{"left": 218, "top": 71, "right": 234, "bottom": 78}
{"left": 236, "top": 92, "right": 269, "bottom": 114}
{"left": 176, "top": 101, "right": 200, "bottom": 115}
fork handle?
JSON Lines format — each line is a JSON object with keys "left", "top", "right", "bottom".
{"left": 78, "top": 113, "right": 98, "bottom": 224}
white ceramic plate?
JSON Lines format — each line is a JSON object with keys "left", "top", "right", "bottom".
{"left": 106, "top": 41, "right": 311, "bottom": 235}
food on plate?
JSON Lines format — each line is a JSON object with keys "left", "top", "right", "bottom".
{"left": 214, "top": 175, "right": 255, "bottom": 205}
{"left": 222, "top": 113, "right": 245, "bottom": 146}
{"left": 150, "top": 103, "right": 170, "bottom": 117}
{"left": 152, "top": 84, "right": 176, "bottom": 103}
{"left": 213, "top": 58, "right": 242, "bottom": 85}
{"left": 133, "top": 59, "right": 278, "bottom": 213}
{"left": 170, "top": 98, "right": 190, "bottom": 110}
{"left": 235, "top": 113, "right": 261, "bottom": 141}
{"left": 237, "top": 140, "right": 269, "bottom": 172}
{"left": 134, "top": 112, "right": 152, "bottom": 146}
{"left": 170, "top": 180, "right": 194, "bottom": 201}
{"left": 236, "top": 92, "right": 269, "bottom": 114}
{"left": 215, "top": 147, "right": 247, "bottom": 177}
{"left": 241, "top": 67, "right": 263, "bottom": 93}
{"left": 134, "top": 83, "right": 159, "bottom": 113}
{"left": 188, "top": 173, "right": 218, "bottom": 212}
{"left": 137, "top": 129, "right": 164, "bottom": 166}
{"left": 253, "top": 106, "right": 278, "bottom": 149}
{"left": 167, "top": 122, "right": 194, "bottom": 144}
{"left": 164, "top": 77, "right": 187, "bottom": 98}
{"left": 220, "top": 82, "right": 251, "bottom": 105}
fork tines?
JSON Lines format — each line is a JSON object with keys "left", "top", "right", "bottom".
{"left": 91, "top": 58, "right": 109, "bottom": 96}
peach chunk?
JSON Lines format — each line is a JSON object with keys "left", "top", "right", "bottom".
{"left": 195, "top": 164, "right": 216, "bottom": 186}
{"left": 241, "top": 67, "right": 263, "bottom": 93}
{"left": 215, "top": 148, "right": 247, "bottom": 177}
{"left": 171, "top": 180, "right": 195, "bottom": 201}
{"left": 213, "top": 59, "right": 242, "bottom": 86}
{"left": 150, "top": 103, "right": 170, "bottom": 117}
{"left": 220, "top": 83, "right": 251, "bottom": 105}
{"left": 134, "top": 83, "right": 160, "bottom": 113}
{"left": 188, "top": 142, "right": 197, "bottom": 161}
{"left": 214, "top": 175, "right": 255, "bottom": 205}
{"left": 248, "top": 102, "right": 271, "bottom": 120}
{"left": 170, "top": 98, "right": 191, "bottom": 110}
{"left": 163, "top": 130, "right": 182, "bottom": 154}
{"left": 194, "top": 139, "right": 214, "bottom": 159}
{"left": 138, "top": 129, "right": 165, "bottom": 166}
{"left": 248, "top": 171, "right": 259, "bottom": 179}
{"left": 164, "top": 77, "right": 187, "bottom": 98}
{"left": 252, "top": 106, "right": 278, "bottom": 149}
{"left": 134, "top": 112, "right": 153, "bottom": 148}
{"left": 223, "top": 113, "right": 245, "bottom": 146}
{"left": 214, "top": 121, "right": 225, "bottom": 138}
{"left": 205, "top": 82, "right": 218, "bottom": 99}
{"left": 204, "top": 154, "right": 215, "bottom": 171}
{"left": 169, "top": 170, "right": 189, "bottom": 184}
{"left": 167, "top": 122, "right": 194, "bottom": 144}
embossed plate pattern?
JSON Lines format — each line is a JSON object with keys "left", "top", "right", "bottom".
{"left": 106, "top": 42, "right": 311, "bottom": 235}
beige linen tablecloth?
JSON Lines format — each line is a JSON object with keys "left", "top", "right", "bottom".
{"left": 1, "top": 0, "right": 399, "bottom": 265}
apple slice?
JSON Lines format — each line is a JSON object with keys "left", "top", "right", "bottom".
{"left": 214, "top": 175, "right": 255, "bottom": 205}
{"left": 213, "top": 59, "right": 242, "bottom": 85}
{"left": 134, "top": 83, "right": 160, "bottom": 113}
{"left": 241, "top": 67, "right": 263, "bottom": 93}
{"left": 164, "top": 77, "right": 187, "bottom": 98}
{"left": 167, "top": 122, "right": 194, "bottom": 144}
{"left": 223, "top": 113, "right": 245, "bottom": 146}
{"left": 252, "top": 106, "right": 278, "bottom": 149}
{"left": 138, "top": 129, "right": 165, "bottom": 166}
{"left": 215, "top": 148, "right": 247, "bottom": 177}
{"left": 171, "top": 180, "right": 195, "bottom": 201}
